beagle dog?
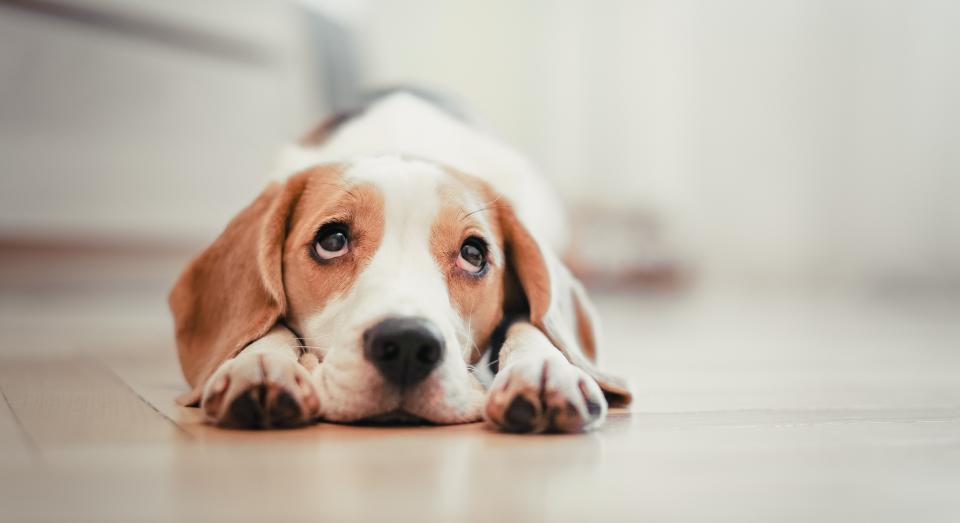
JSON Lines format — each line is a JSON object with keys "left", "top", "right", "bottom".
{"left": 169, "top": 91, "right": 631, "bottom": 432}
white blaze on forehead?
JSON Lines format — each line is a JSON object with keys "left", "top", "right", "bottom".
{"left": 344, "top": 155, "right": 445, "bottom": 209}
{"left": 342, "top": 156, "right": 454, "bottom": 323}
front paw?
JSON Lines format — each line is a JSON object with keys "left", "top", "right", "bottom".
{"left": 201, "top": 352, "right": 319, "bottom": 429}
{"left": 484, "top": 357, "right": 607, "bottom": 433}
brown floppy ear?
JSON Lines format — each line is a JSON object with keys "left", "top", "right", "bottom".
{"left": 499, "top": 203, "right": 633, "bottom": 407}
{"left": 168, "top": 171, "right": 311, "bottom": 406}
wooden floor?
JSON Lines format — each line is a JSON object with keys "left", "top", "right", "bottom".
{"left": 1, "top": 248, "right": 959, "bottom": 522}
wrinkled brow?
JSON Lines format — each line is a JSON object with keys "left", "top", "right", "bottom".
{"left": 298, "top": 179, "right": 368, "bottom": 219}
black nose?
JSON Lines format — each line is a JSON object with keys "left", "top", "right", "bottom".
{"left": 363, "top": 317, "right": 445, "bottom": 387}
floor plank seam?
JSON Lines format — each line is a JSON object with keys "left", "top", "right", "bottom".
{"left": 0, "top": 385, "right": 42, "bottom": 458}
{"left": 630, "top": 407, "right": 960, "bottom": 426}
{"left": 94, "top": 357, "right": 196, "bottom": 440}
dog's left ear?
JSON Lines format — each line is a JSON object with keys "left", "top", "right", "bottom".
{"left": 498, "top": 202, "right": 633, "bottom": 407}
{"left": 168, "top": 169, "right": 315, "bottom": 406}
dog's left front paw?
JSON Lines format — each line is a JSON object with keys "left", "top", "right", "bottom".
{"left": 484, "top": 356, "right": 607, "bottom": 433}
{"left": 201, "top": 352, "right": 319, "bottom": 429}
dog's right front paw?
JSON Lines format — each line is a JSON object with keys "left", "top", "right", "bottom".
{"left": 484, "top": 356, "right": 607, "bottom": 434}
{"left": 201, "top": 352, "right": 319, "bottom": 429}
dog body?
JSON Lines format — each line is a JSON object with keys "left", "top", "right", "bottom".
{"left": 170, "top": 92, "right": 630, "bottom": 432}
{"left": 274, "top": 93, "right": 567, "bottom": 253}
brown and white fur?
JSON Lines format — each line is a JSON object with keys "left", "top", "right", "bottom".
{"left": 169, "top": 92, "right": 631, "bottom": 433}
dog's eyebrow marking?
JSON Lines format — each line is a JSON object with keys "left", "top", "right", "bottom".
{"left": 314, "top": 180, "right": 358, "bottom": 200}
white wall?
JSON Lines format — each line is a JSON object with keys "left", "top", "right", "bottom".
{"left": 2, "top": 0, "right": 958, "bottom": 289}
{"left": 0, "top": 0, "right": 320, "bottom": 243}
{"left": 356, "top": 0, "right": 960, "bottom": 287}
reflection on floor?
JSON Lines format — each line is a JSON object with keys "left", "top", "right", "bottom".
{"left": 1, "top": 248, "right": 958, "bottom": 522}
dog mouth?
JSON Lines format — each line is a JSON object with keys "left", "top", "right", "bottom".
{"left": 354, "top": 410, "right": 433, "bottom": 426}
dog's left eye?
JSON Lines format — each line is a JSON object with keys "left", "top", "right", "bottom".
{"left": 313, "top": 224, "right": 350, "bottom": 260}
{"left": 457, "top": 237, "right": 487, "bottom": 274}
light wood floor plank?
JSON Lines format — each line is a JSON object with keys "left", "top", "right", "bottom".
{"left": 0, "top": 356, "right": 188, "bottom": 453}
{"left": 0, "top": 386, "right": 36, "bottom": 465}
{"left": 2, "top": 245, "right": 960, "bottom": 522}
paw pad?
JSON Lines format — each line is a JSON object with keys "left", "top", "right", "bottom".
{"left": 503, "top": 396, "right": 538, "bottom": 432}
{"left": 485, "top": 359, "right": 607, "bottom": 434}
{"left": 222, "top": 385, "right": 304, "bottom": 429}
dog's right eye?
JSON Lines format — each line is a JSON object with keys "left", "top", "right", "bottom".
{"left": 313, "top": 224, "right": 350, "bottom": 260}
{"left": 457, "top": 237, "right": 487, "bottom": 275}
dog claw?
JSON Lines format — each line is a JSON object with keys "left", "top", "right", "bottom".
{"left": 485, "top": 358, "right": 607, "bottom": 433}
{"left": 220, "top": 384, "right": 309, "bottom": 429}
{"left": 201, "top": 354, "right": 319, "bottom": 429}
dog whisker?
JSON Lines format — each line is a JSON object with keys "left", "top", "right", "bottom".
{"left": 459, "top": 197, "right": 507, "bottom": 222}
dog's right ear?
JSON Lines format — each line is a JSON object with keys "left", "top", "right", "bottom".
{"left": 168, "top": 168, "right": 322, "bottom": 406}
{"left": 495, "top": 196, "right": 633, "bottom": 407}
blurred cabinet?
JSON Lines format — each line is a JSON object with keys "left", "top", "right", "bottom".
{"left": 0, "top": 0, "right": 321, "bottom": 244}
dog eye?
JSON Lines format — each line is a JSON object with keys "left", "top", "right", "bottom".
{"left": 457, "top": 237, "right": 487, "bottom": 274}
{"left": 313, "top": 224, "right": 349, "bottom": 260}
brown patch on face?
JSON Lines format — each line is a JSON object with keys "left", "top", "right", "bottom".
{"left": 282, "top": 167, "right": 385, "bottom": 335}
{"left": 429, "top": 171, "right": 506, "bottom": 364}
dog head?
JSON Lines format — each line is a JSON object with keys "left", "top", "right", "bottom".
{"left": 170, "top": 156, "right": 630, "bottom": 423}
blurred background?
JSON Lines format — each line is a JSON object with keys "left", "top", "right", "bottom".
{"left": 2, "top": 5, "right": 958, "bottom": 519}
{"left": 2, "top": 0, "right": 959, "bottom": 293}
{"left": 2, "top": 0, "right": 960, "bottom": 398}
